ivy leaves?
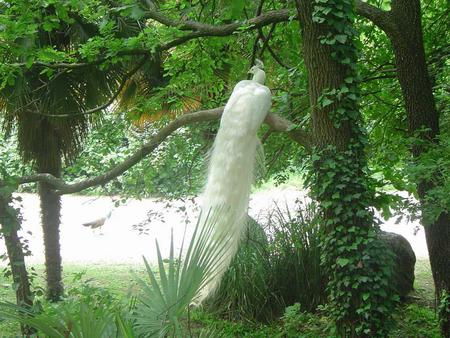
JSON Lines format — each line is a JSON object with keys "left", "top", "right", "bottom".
{"left": 306, "top": 0, "right": 398, "bottom": 336}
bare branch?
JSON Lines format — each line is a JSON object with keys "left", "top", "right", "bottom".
{"left": 10, "top": 49, "right": 148, "bottom": 70}
{"left": 158, "top": 9, "right": 293, "bottom": 52}
{"left": 9, "top": 61, "right": 92, "bottom": 70}
{"left": 15, "top": 107, "right": 310, "bottom": 194}
{"left": 265, "top": 112, "right": 311, "bottom": 147}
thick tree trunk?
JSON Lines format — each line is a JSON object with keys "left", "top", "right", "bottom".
{"left": 0, "top": 193, "right": 35, "bottom": 336}
{"left": 296, "top": 3, "right": 353, "bottom": 150}
{"left": 295, "top": 1, "right": 393, "bottom": 336}
{"left": 357, "top": 1, "right": 450, "bottom": 335}
{"left": 37, "top": 157, "right": 64, "bottom": 302}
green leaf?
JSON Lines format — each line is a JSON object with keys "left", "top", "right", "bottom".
{"left": 337, "top": 257, "right": 350, "bottom": 267}
{"left": 130, "top": 5, "right": 145, "bottom": 20}
{"left": 231, "top": 0, "right": 245, "bottom": 19}
{"left": 322, "top": 97, "right": 334, "bottom": 107}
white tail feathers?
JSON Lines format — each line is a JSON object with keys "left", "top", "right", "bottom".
{"left": 195, "top": 66, "right": 271, "bottom": 303}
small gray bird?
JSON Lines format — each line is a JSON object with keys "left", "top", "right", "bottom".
{"left": 82, "top": 209, "right": 113, "bottom": 229}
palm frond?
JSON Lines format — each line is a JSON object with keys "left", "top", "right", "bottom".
{"left": 133, "top": 206, "right": 233, "bottom": 337}
{"left": 0, "top": 10, "right": 126, "bottom": 168}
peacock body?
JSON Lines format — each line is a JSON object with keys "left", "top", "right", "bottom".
{"left": 196, "top": 64, "right": 271, "bottom": 302}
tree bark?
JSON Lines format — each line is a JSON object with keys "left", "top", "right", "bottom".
{"left": 389, "top": 1, "right": 450, "bottom": 335}
{"left": 296, "top": 2, "right": 354, "bottom": 150}
{"left": 37, "top": 157, "right": 64, "bottom": 302}
{"left": 357, "top": 1, "right": 450, "bottom": 335}
{"left": 0, "top": 193, "right": 35, "bottom": 336}
{"left": 295, "top": 1, "right": 392, "bottom": 336}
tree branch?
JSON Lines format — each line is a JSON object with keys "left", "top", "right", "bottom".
{"left": 8, "top": 10, "right": 294, "bottom": 70}
{"left": 158, "top": 9, "right": 293, "bottom": 52}
{"left": 145, "top": 8, "right": 291, "bottom": 35}
{"left": 15, "top": 108, "right": 310, "bottom": 194}
{"left": 355, "top": 1, "right": 396, "bottom": 35}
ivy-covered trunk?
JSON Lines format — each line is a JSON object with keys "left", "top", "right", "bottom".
{"left": 0, "top": 192, "right": 35, "bottom": 336}
{"left": 295, "top": 0, "right": 395, "bottom": 336}
{"left": 37, "top": 157, "right": 64, "bottom": 302}
{"left": 387, "top": 1, "right": 450, "bottom": 335}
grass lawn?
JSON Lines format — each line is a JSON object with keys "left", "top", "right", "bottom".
{"left": 0, "top": 259, "right": 441, "bottom": 337}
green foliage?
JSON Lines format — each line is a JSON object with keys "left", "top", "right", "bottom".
{"left": 0, "top": 276, "right": 134, "bottom": 337}
{"left": 404, "top": 135, "right": 450, "bottom": 224}
{"left": 206, "top": 218, "right": 276, "bottom": 322}
{"left": 438, "top": 290, "right": 450, "bottom": 335}
{"left": 0, "top": 129, "right": 33, "bottom": 181}
{"left": 391, "top": 303, "right": 441, "bottom": 338}
{"left": 0, "top": 301, "right": 134, "bottom": 338}
{"left": 190, "top": 310, "right": 282, "bottom": 338}
{"left": 207, "top": 202, "right": 326, "bottom": 323}
{"left": 62, "top": 112, "right": 209, "bottom": 197}
{"left": 279, "top": 303, "right": 329, "bottom": 337}
{"left": 308, "top": 0, "right": 398, "bottom": 336}
{"left": 0, "top": 258, "right": 441, "bottom": 337}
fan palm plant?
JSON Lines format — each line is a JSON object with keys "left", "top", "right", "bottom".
{"left": 133, "top": 207, "right": 233, "bottom": 337}
{"left": 0, "top": 3, "right": 128, "bottom": 301}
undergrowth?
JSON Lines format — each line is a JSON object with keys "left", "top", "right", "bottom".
{"left": 0, "top": 258, "right": 440, "bottom": 337}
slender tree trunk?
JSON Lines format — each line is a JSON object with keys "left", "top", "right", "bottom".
{"left": 0, "top": 193, "right": 35, "bottom": 336}
{"left": 357, "top": 1, "right": 450, "bottom": 335}
{"left": 295, "top": 1, "right": 394, "bottom": 336}
{"left": 37, "top": 157, "right": 64, "bottom": 302}
{"left": 389, "top": 2, "right": 450, "bottom": 335}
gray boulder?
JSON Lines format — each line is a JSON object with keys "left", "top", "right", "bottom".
{"left": 378, "top": 231, "right": 416, "bottom": 298}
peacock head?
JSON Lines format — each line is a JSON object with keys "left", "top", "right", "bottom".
{"left": 248, "top": 62, "right": 266, "bottom": 85}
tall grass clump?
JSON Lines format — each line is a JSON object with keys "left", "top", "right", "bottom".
{"left": 205, "top": 217, "right": 280, "bottom": 322}
{"left": 208, "top": 200, "right": 327, "bottom": 322}
{"left": 267, "top": 201, "right": 327, "bottom": 313}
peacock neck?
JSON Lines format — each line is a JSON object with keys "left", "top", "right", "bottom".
{"left": 252, "top": 70, "right": 266, "bottom": 84}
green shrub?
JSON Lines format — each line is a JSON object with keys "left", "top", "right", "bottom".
{"left": 207, "top": 201, "right": 327, "bottom": 322}
{"left": 0, "top": 299, "right": 133, "bottom": 337}
{"left": 205, "top": 217, "right": 280, "bottom": 322}
{"left": 190, "top": 310, "right": 282, "bottom": 338}
{"left": 267, "top": 201, "right": 327, "bottom": 313}
{"left": 278, "top": 303, "right": 330, "bottom": 338}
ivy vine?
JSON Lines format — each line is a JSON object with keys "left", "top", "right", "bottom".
{"left": 307, "top": 0, "right": 398, "bottom": 336}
